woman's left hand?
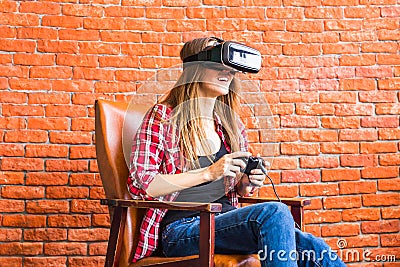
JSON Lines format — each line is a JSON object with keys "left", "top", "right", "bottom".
{"left": 246, "top": 159, "right": 269, "bottom": 187}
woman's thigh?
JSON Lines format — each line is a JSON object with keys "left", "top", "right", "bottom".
{"left": 162, "top": 202, "right": 295, "bottom": 257}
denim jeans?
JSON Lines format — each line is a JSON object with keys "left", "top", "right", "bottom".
{"left": 162, "top": 202, "right": 346, "bottom": 267}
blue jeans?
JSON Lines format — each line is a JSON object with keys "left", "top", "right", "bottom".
{"left": 161, "top": 202, "right": 346, "bottom": 267}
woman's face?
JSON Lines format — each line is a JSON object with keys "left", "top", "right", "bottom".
{"left": 198, "top": 62, "right": 237, "bottom": 98}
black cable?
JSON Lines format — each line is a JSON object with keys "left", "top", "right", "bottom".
{"left": 260, "top": 165, "right": 281, "bottom": 202}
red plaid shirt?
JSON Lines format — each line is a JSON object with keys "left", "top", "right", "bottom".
{"left": 127, "top": 103, "right": 249, "bottom": 262}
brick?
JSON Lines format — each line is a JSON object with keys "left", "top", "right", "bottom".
{"left": 20, "top": 2, "right": 60, "bottom": 14}
{"left": 283, "top": 44, "right": 321, "bottom": 56}
{"left": 45, "top": 105, "right": 87, "bottom": 117}
{"left": 356, "top": 66, "right": 393, "bottom": 78}
{"left": 379, "top": 154, "right": 400, "bottom": 166}
{"left": 304, "top": 210, "right": 342, "bottom": 224}
{"left": 99, "top": 56, "right": 139, "bottom": 68}
{"left": 0, "top": 172, "right": 24, "bottom": 185}
{"left": 281, "top": 115, "right": 319, "bottom": 128}
{"left": 362, "top": 193, "right": 400, "bottom": 207}
{"left": 27, "top": 118, "right": 68, "bottom": 130}
{"left": 378, "top": 29, "right": 400, "bottom": 41}
{"left": 335, "top": 104, "right": 374, "bottom": 116}
{"left": 125, "top": 19, "right": 166, "bottom": 31}
{"left": 17, "top": 28, "right": 57, "bottom": 40}
{"left": 4, "top": 130, "right": 47, "bottom": 143}
{"left": 0, "top": 199, "right": 25, "bottom": 212}
{"left": 0, "top": 13, "right": 39, "bottom": 27}
{"left": 378, "top": 78, "right": 400, "bottom": 90}
{"left": 89, "top": 242, "right": 107, "bottom": 256}
{"left": 339, "top": 129, "right": 378, "bottom": 141}
{"left": 340, "top": 55, "right": 376, "bottom": 66}
{"left": 281, "top": 170, "right": 320, "bottom": 183}
{"left": 49, "top": 132, "right": 92, "bottom": 144}
{"left": 70, "top": 200, "right": 108, "bottom": 213}
{"left": 302, "top": 32, "right": 340, "bottom": 43}
{"left": 68, "top": 229, "right": 109, "bottom": 242}
{"left": 2, "top": 214, "right": 45, "bottom": 228}
{"left": 321, "top": 142, "right": 359, "bottom": 154}
{"left": 381, "top": 234, "right": 400, "bottom": 247}
{"left": 360, "top": 142, "right": 398, "bottom": 154}
{"left": 300, "top": 79, "right": 339, "bottom": 91}
{"left": 48, "top": 215, "right": 91, "bottom": 228}
{"left": 360, "top": 91, "right": 398, "bottom": 103}
{"left": 1, "top": 158, "right": 43, "bottom": 171}
{"left": 1, "top": 186, "right": 44, "bottom": 199}
{"left": 305, "top": 7, "right": 342, "bottom": 19}
{"left": 342, "top": 208, "right": 380, "bottom": 221}
{"left": 0, "top": 144, "right": 24, "bottom": 157}
{"left": 361, "top": 116, "right": 399, "bottom": 128}
{"left": 84, "top": 17, "right": 124, "bottom": 30}
{"left": 0, "top": 229, "right": 22, "bottom": 241}
{"left": 296, "top": 103, "right": 335, "bottom": 115}
{"left": 361, "top": 220, "right": 400, "bottom": 234}
{"left": 300, "top": 156, "right": 339, "bottom": 168}
{"left": 89, "top": 187, "right": 105, "bottom": 199}
{"left": 324, "top": 20, "right": 362, "bottom": 31}
{"left": 59, "top": 29, "right": 99, "bottom": 41}
{"left": 24, "top": 257, "right": 66, "bottom": 267}
{"left": 92, "top": 214, "right": 110, "bottom": 227}
{"left": 320, "top": 91, "right": 357, "bottom": 103}
{"left": 300, "top": 183, "right": 339, "bottom": 197}
{"left": 323, "top": 43, "right": 359, "bottom": 55}
{"left": 26, "top": 173, "right": 68, "bottom": 186}
{"left": 361, "top": 166, "right": 399, "bottom": 179}
{"left": 321, "top": 116, "right": 360, "bottom": 129}
{"left": 269, "top": 157, "right": 298, "bottom": 170}
{"left": 323, "top": 195, "right": 361, "bottom": 209}
{"left": 104, "top": 6, "right": 145, "bottom": 17}
{"left": 42, "top": 15, "right": 83, "bottom": 28}
{"left": 382, "top": 207, "right": 400, "bottom": 219}
{"left": 263, "top": 31, "right": 301, "bottom": 43}
{"left": 322, "top": 223, "right": 360, "bottom": 237}
{"left": 361, "top": 42, "right": 398, "bottom": 53}
{"left": 381, "top": 6, "right": 400, "bottom": 17}
{"left": 339, "top": 181, "right": 377, "bottom": 195}
{"left": 322, "top": 169, "right": 360, "bottom": 182}
{"left": 44, "top": 243, "right": 86, "bottom": 256}
{"left": 45, "top": 160, "right": 88, "bottom": 172}
{"left": 9, "top": 79, "right": 51, "bottom": 91}
{"left": 0, "top": 243, "right": 42, "bottom": 256}
{"left": 46, "top": 187, "right": 89, "bottom": 199}
{"left": 299, "top": 130, "right": 338, "bottom": 142}
{"left": 24, "top": 229, "right": 67, "bottom": 241}
{"left": 280, "top": 92, "right": 318, "bottom": 103}
{"left": 259, "top": 185, "right": 299, "bottom": 198}
{"left": 340, "top": 79, "right": 376, "bottom": 91}
{"left": 62, "top": 4, "right": 103, "bottom": 17}
{"left": 186, "top": 7, "right": 226, "bottom": 19}
{"left": 30, "top": 66, "right": 72, "bottom": 79}
{"left": 57, "top": 54, "right": 98, "bottom": 67}
{"left": 261, "top": 129, "right": 299, "bottom": 142}
{"left": 376, "top": 104, "right": 400, "bottom": 115}
{"left": 26, "top": 200, "right": 69, "bottom": 214}
{"left": 0, "top": 1, "right": 18, "bottom": 12}
{"left": 67, "top": 257, "right": 105, "bottom": 267}
{"left": 340, "top": 155, "right": 377, "bottom": 167}
{"left": 78, "top": 42, "right": 120, "bottom": 55}
{"left": 378, "top": 129, "right": 400, "bottom": 140}
{"left": 281, "top": 143, "right": 320, "bottom": 155}
{"left": 246, "top": 20, "right": 285, "bottom": 31}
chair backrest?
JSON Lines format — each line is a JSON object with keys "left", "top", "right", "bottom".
{"left": 95, "top": 100, "right": 150, "bottom": 266}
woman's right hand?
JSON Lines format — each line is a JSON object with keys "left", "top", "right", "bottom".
{"left": 202, "top": 151, "right": 251, "bottom": 182}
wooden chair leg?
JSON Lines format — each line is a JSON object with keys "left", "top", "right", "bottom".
{"left": 199, "top": 211, "right": 215, "bottom": 267}
{"left": 105, "top": 206, "right": 127, "bottom": 267}
{"left": 290, "top": 206, "right": 303, "bottom": 231}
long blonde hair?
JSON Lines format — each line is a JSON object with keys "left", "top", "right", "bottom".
{"left": 159, "top": 37, "right": 243, "bottom": 169}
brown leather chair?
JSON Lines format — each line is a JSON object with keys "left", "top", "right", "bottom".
{"left": 95, "top": 99, "right": 310, "bottom": 267}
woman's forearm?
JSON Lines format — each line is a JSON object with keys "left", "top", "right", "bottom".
{"left": 146, "top": 168, "right": 210, "bottom": 198}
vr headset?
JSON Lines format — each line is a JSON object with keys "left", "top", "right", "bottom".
{"left": 183, "top": 39, "right": 262, "bottom": 74}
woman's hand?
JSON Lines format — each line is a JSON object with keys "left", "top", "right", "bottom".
{"left": 247, "top": 159, "right": 269, "bottom": 187}
{"left": 202, "top": 151, "right": 251, "bottom": 182}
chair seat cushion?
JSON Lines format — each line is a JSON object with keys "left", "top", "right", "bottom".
{"left": 129, "top": 254, "right": 260, "bottom": 267}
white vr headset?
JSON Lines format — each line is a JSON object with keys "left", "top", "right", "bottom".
{"left": 183, "top": 38, "right": 262, "bottom": 74}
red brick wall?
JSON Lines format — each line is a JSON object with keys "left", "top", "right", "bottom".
{"left": 0, "top": 0, "right": 399, "bottom": 266}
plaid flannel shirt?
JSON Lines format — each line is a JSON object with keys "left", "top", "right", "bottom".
{"left": 127, "top": 103, "right": 249, "bottom": 262}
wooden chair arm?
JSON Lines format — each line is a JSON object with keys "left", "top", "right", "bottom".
{"left": 238, "top": 197, "right": 311, "bottom": 207}
{"left": 101, "top": 199, "right": 222, "bottom": 213}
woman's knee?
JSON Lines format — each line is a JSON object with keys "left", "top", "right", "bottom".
{"left": 257, "top": 201, "right": 295, "bottom": 226}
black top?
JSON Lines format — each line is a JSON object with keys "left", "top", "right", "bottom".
{"left": 160, "top": 143, "right": 236, "bottom": 232}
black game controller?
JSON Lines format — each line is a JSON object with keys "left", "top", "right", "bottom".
{"left": 240, "top": 156, "right": 264, "bottom": 175}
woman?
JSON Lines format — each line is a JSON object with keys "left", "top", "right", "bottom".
{"left": 128, "top": 37, "right": 346, "bottom": 267}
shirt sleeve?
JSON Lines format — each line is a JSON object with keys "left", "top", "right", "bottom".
{"left": 127, "top": 104, "right": 169, "bottom": 197}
